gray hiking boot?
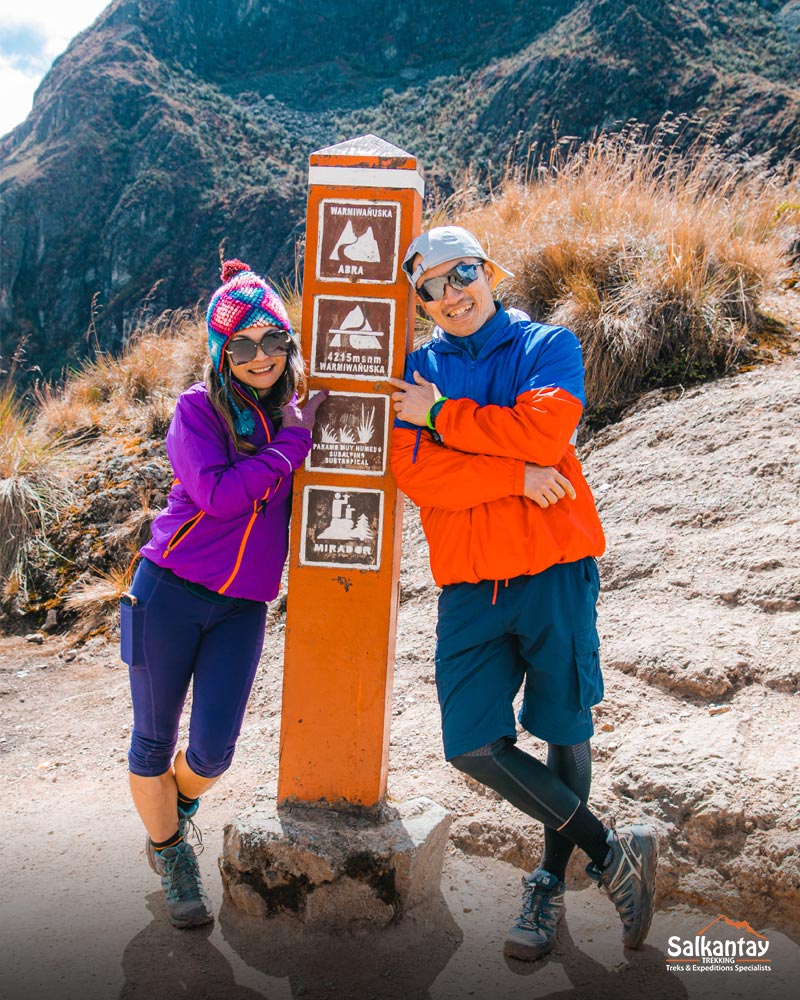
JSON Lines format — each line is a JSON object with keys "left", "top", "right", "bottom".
{"left": 153, "top": 840, "right": 213, "bottom": 928}
{"left": 587, "top": 823, "right": 658, "bottom": 948}
{"left": 503, "top": 869, "right": 566, "bottom": 961}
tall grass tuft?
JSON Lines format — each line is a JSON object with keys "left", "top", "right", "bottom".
{"left": 455, "top": 118, "right": 798, "bottom": 423}
{"left": 0, "top": 381, "right": 72, "bottom": 599}
{"left": 37, "top": 308, "right": 207, "bottom": 437}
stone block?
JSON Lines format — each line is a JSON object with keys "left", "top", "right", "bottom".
{"left": 219, "top": 795, "right": 451, "bottom": 929}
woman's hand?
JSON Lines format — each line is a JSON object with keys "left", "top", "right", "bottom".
{"left": 524, "top": 464, "right": 576, "bottom": 508}
{"left": 280, "top": 390, "right": 329, "bottom": 430}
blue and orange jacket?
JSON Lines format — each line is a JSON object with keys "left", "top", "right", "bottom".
{"left": 140, "top": 381, "right": 311, "bottom": 602}
{"left": 391, "top": 304, "right": 605, "bottom": 587}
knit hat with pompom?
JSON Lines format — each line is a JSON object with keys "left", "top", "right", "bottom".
{"left": 205, "top": 259, "right": 292, "bottom": 437}
{"left": 206, "top": 259, "right": 292, "bottom": 374}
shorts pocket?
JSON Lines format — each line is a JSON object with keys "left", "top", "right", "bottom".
{"left": 119, "top": 597, "right": 145, "bottom": 666}
{"left": 573, "top": 626, "right": 603, "bottom": 709}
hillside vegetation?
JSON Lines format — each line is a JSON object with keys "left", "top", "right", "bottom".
{"left": 1, "top": 0, "right": 798, "bottom": 378}
{"left": 1, "top": 127, "right": 797, "bottom": 635}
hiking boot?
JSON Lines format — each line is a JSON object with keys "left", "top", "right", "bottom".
{"left": 145, "top": 800, "right": 202, "bottom": 874}
{"left": 153, "top": 840, "right": 213, "bottom": 928}
{"left": 503, "top": 869, "right": 566, "bottom": 961}
{"left": 587, "top": 823, "right": 658, "bottom": 949}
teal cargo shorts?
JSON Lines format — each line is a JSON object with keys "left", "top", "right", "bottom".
{"left": 434, "top": 556, "right": 602, "bottom": 759}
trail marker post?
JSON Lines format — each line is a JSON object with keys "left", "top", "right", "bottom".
{"left": 278, "top": 133, "right": 422, "bottom": 806}
{"left": 220, "top": 136, "right": 451, "bottom": 927}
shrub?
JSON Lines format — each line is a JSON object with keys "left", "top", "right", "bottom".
{"left": 455, "top": 119, "right": 799, "bottom": 424}
{"left": 0, "top": 381, "right": 72, "bottom": 602}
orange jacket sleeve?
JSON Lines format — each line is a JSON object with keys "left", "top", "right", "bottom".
{"left": 391, "top": 426, "right": 526, "bottom": 511}
{"left": 433, "top": 386, "right": 583, "bottom": 466}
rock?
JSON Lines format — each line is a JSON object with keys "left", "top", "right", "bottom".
{"left": 41, "top": 610, "right": 59, "bottom": 633}
{"left": 220, "top": 796, "right": 452, "bottom": 928}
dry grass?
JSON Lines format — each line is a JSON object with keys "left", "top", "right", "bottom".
{"left": 36, "top": 308, "right": 207, "bottom": 437}
{"left": 63, "top": 563, "right": 133, "bottom": 637}
{"left": 0, "top": 381, "right": 73, "bottom": 598}
{"left": 7, "top": 119, "right": 799, "bottom": 635}
{"left": 453, "top": 119, "right": 799, "bottom": 421}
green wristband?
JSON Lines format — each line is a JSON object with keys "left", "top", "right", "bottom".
{"left": 426, "top": 396, "right": 449, "bottom": 430}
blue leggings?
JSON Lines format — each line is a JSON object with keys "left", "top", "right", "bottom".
{"left": 122, "top": 559, "right": 267, "bottom": 778}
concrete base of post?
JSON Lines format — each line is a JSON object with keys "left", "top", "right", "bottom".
{"left": 219, "top": 796, "right": 452, "bottom": 928}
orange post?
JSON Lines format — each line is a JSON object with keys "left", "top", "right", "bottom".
{"left": 278, "top": 135, "right": 423, "bottom": 806}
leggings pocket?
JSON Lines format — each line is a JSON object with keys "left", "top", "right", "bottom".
{"left": 120, "top": 596, "right": 146, "bottom": 666}
{"left": 573, "top": 625, "right": 603, "bottom": 709}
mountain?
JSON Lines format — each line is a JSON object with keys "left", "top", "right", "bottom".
{"left": 1, "top": 0, "right": 798, "bottom": 379}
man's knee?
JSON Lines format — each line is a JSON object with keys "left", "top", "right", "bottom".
{"left": 450, "top": 737, "right": 512, "bottom": 779}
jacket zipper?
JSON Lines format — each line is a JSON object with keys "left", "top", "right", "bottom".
{"left": 162, "top": 510, "right": 206, "bottom": 558}
{"left": 217, "top": 385, "right": 282, "bottom": 592}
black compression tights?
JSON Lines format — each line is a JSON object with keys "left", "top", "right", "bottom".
{"left": 450, "top": 737, "right": 602, "bottom": 879}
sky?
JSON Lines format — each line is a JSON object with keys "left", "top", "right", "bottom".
{"left": 0, "top": 0, "right": 109, "bottom": 136}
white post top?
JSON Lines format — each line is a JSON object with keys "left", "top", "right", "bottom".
{"left": 309, "top": 134, "right": 424, "bottom": 195}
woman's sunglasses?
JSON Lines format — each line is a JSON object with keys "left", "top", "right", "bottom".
{"left": 416, "top": 262, "right": 483, "bottom": 303}
{"left": 226, "top": 329, "right": 291, "bottom": 365}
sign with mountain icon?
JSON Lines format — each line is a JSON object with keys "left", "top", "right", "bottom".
{"left": 311, "top": 296, "right": 394, "bottom": 379}
{"left": 316, "top": 200, "right": 400, "bottom": 282}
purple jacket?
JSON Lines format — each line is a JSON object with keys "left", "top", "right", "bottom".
{"left": 140, "top": 382, "right": 311, "bottom": 602}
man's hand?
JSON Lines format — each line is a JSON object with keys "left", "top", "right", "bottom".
{"left": 524, "top": 464, "right": 576, "bottom": 508}
{"left": 280, "top": 389, "right": 329, "bottom": 430}
{"left": 388, "top": 371, "right": 441, "bottom": 427}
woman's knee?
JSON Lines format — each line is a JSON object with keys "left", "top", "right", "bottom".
{"left": 185, "top": 743, "right": 235, "bottom": 779}
{"left": 128, "top": 731, "right": 177, "bottom": 777}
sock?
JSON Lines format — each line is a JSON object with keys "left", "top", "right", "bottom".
{"left": 177, "top": 792, "right": 199, "bottom": 816}
{"left": 541, "top": 828, "right": 574, "bottom": 882}
{"left": 150, "top": 829, "right": 183, "bottom": 853}
{"left": 559, "top": 803, "right": 610, "bottom": 869}
{"left": 541, "top": 742, "right": 593, "bottom": 881}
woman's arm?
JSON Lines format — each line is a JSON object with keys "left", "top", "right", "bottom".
{"left": 166, "top": 395, "right": 311, "bottom": 517}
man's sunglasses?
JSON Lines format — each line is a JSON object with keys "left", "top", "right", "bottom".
{"left": 416, "top": 262, "right": 483, "bottom": 303}
{"left": 226, "top": 329, "right": 291, "bottom": 365}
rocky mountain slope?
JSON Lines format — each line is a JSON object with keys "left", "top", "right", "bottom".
{"left": 1, "top": 0, "right": 798, "bottom": 379}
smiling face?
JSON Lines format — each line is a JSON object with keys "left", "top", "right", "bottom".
{"left": 414, "top": 255, "right": 497, "bottom": 337}
{"left": 225, "top": 325, "right": 288, "bottom": 398}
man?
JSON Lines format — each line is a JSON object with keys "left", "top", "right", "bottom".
{"left": 388, "top": 225, "right": 657, "bottom": 961}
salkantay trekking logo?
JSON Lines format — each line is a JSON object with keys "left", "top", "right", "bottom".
{"left": 666, "top": 915, "right": 772, "bottom": 974}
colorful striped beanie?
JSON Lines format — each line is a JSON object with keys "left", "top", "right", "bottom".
{"left": 205, "top": 259, "right": 293, "bottom": 437}
{"left": 206, "top": 259, "right": 292, "bottom": 374}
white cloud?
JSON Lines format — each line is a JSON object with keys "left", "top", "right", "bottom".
{"left": 0, "top": 1, "right": 110, "bottom": 136}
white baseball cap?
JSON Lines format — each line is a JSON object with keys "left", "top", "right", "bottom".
{"left": 401, "top": 225, "right": 513, "bottom": 290}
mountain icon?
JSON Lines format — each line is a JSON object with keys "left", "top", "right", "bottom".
{"left": 697, "top": 915, "right": 767, "bottom": 940}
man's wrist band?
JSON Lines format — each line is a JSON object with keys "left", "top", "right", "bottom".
{"left": 426, "top": 396, "right": 449, "bottom": 430}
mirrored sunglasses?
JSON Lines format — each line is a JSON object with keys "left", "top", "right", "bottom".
{"left": 416, "top": 262, "right": 483, "bottom": 303}
{"left": 226, "top": 329, "right": 291, "bottom": 365}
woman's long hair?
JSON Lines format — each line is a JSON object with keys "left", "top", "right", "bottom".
{"left": 204, "top": 336, "right": 305, "bottom": 454}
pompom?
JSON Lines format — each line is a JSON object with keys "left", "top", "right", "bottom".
{"left": 234, "top": 408, "right": 256, "bottom": 437}
{"left": 220, "top": 258, "right": 250, "bottom": 282}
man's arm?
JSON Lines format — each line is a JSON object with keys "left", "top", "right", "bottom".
{"left": 391, "top": 427, "right": 575, "bottom": 510}
{"left": 391, "top": 426, "right": 525, "bottom": 511}
{"left": 389, "top": 327, "right": 586, "bottom": 466}
{"left": 434, "top": 388, "right": 582, "bottom": 465}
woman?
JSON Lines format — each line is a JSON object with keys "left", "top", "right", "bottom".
{"left": 120, "top": 259, "right": 325, "bottom": 927}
